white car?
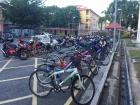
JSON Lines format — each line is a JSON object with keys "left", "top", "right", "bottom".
{"left": 30, "top": 33, "right": 58, "bottom": 45}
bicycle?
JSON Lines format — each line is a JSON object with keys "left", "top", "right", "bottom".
{"left": 40, "top": 49, "right": 99, "bottom": 77}
{"left": 29, "top": 61, "right": 95, "bottom": 105}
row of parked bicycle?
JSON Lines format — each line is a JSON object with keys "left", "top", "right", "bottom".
{"left": 28, "top": 35, "right": 113, "bottom": 105}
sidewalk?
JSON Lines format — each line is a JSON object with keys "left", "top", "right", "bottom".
{"left": 126, "top": 41, "right": 140, "bottom": 105}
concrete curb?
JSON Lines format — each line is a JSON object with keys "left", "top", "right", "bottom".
{"left": 90, "top": 42, "right": 119, "bottom": 105}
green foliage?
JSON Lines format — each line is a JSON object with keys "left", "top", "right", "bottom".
{"left": 122, "top": 31, "right": 129, "bottom": 38}
{"left": 125, "top": 39, "right": 135, "bottom": 47}
{"left": 4, "top": 0, "right": 43, "bottom": 27}
{"left": 2, "top": 0, "right": 80, "bottom": 29}
{"left": 98, "top": 17, "right": 106, "bottom": 31}
{"left": 42, "top": 6, "right": 80, "bottom": 28}
{"left": 99, "top": 31, "right": 107, "bottom": 36}
{"left": 104, "top": 0, "right": 138, "bottom": 29}
{"left": 129, "top": 50, "right": 140, "bottom": 58}
{"left": 134, "top": 63, "right": 140, "bottom": 80}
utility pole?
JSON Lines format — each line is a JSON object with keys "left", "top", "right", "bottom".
{"left": 118, "top": 9, "right": 122, "bottom": 41}
{"left": 113, "top": 0, "right": 118, "bottom": 51}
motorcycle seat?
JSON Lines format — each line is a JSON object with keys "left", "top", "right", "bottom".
{"left": 7, "top": 44, "right": 17, "bottom": 49}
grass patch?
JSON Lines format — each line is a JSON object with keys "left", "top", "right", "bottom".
{"left": 125, "top": 39, "right": 135, "bottom": 47}
{"left": 129, "top": 50, "right": 140, "bottom": 58}
{"left": 134, "top": 63, "right": 140, "bottom": 79}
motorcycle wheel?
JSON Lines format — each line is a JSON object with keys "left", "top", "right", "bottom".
{"left": 3, "top": 53, "right": 9, "bottom": 58}
{"left": 19, "top": 51, "right": 28, "bottom": 60}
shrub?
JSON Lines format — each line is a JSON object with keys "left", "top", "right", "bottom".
{"left": 122, "top": 31, "right": 129, "bottom": 38}
{"left": 99, "top": 31, "right": 107, "bottom": 36}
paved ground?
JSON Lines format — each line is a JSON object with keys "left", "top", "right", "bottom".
{"left": 0, "top": 39, "right": 112, "bottom": 105}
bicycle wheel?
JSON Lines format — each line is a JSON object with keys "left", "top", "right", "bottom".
{"left": 89, "top": 59, "right": 99, "bottom": 76}
{"left": 55, "top": 45, "right": 61, "bottom": 51}
{"left": 36, "top": 65, "right": 53, "bottom": 84}
{"left": 80, "top": 60, "right": 92, "bottom": 76}
{"left": 102, "top": 54, "right": 110, "bottom": 66}
{"left": 43, "top": 54, "right": 61, "bottom": 64}
{"left": 71, "top": 75, "right": 95, "bottom": 105}
{"left": 29, "top": 70, "right": 53, "bottom": 97}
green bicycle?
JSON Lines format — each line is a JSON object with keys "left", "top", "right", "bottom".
{"left": 29, "top": 62, "right": 95, "bottom": 105}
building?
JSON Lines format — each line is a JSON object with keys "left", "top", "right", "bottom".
{"left": 77, "top": 5, "right": 100, "bottom": 35}
{"left": 4, "top": 23, "right": 34, "bottom": 37}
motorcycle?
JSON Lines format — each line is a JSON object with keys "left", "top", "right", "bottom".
{"left": 1, "top": 41, "right": 29, "bottom": 60}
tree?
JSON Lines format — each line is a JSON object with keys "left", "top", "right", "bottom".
{"left": 4, "top": 0, "right": 43, "bottom": 28}
{"left": 64, "top": 6, "right": 80, "bottom": 28}
{"left": 104, "top": 0, "right": 138, "bottom": 29}
{"left": 42, "top": 6, "right": 80, "bottom": 28}
{"left": 3, "top": 1, "right": 80, "bottom": 29}
{"left": 98, "top": 17, "right": 106, "bottom": 30}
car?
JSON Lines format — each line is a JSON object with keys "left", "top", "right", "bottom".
{"left": 30, "top": 33, "right": 58, "bottom": 46}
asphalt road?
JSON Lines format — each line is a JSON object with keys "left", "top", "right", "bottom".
{"left": 0, "top": 39, "right": 111, "bottom": 105}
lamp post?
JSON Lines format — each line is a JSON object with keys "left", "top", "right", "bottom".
{"left": 113, "top": 0, "right": 118, "bottom": 51}
{"left": 118, "top": 8, "right": 122, "bottom": 41}
{"left": 137, "top": 1, "right": 140, "bottom": 42}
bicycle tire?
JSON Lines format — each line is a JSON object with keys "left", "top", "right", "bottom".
{"left": 89, "top": 59, "right": 99, "bottom": 76}
{"left": 36, "top": 64, "right": 54, "bottom": 83}
{"left": 43, "top": 54, "right": 61, "bottom": 64}
{"left": 71, "top": 75, "right": 95, "bottom": 105}
{"left": 29, "top": 70, "right": 53, "bottom": 97}
{"left": 80, "top": 59, "right": 94, "bottom": 77}
{"left": 102, "top": 54, "right": 110, "bottom": 66}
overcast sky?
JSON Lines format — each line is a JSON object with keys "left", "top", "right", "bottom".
{"left": 44, "top": 0, "right": 113, "bottom": 16}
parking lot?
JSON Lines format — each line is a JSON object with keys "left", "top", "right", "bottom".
{"left": 0, "top": 41, "right": 113, "bottom": 105}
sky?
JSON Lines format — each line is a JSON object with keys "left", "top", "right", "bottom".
{"left": 44, "top": 0, "right": 113, "bottom": 16}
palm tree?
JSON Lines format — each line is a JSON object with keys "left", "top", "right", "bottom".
{"left": 98, "top": 17, "right": 106, "bottom": 31}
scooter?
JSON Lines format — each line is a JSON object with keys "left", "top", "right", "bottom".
{"left": 1, "top": 41, "right": 29, "bottom": 60}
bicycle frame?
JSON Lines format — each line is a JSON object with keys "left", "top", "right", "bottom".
{"left": 48, "top": 66, "right": 83, "bottom": 88}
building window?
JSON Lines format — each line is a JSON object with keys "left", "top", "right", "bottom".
{"left": 86, "top": 19, "right": 88, "bottom": 22}
{"left": 86, "top": 10, "right": 89, "bottom": 15}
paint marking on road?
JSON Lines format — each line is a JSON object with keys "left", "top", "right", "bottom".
{"left": 0, "top": 95, "right": 32, "bottom": 105}
{"left": 2, "top": 64, "right": 41, "bottom": 70}
{"left": 64, "top": 91, "right": 78, "bottom": 105}
{"left": 4, "top": 65, "right": 34, "bottom": 70}
{"left": 0, "top": 58, "right": 18, "bottom": 63}
{"left": 0, "top": 58, "right": 12, "bottom": 72}
{"left": 0, "top": 57, "right": 36, "bottom": 63}
{"left": 32, "top": 58, "right": 37, "bottom": 105}
{"left": 0, "top": 59, "right": 9, "bottom": 63}
{"left": 0, "top": 76, "right": 29, "bottom": 83}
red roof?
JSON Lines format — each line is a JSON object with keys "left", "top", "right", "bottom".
{"left": 105, "top": 23, "right": 122, "bottom": 29}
